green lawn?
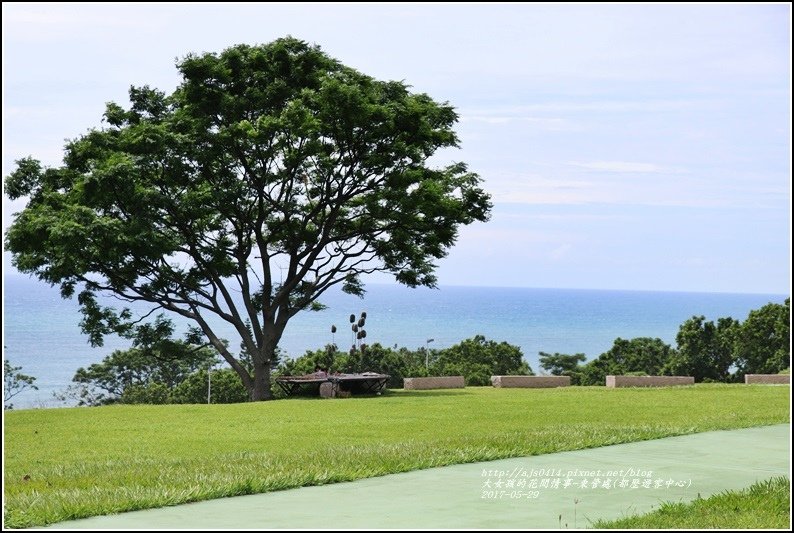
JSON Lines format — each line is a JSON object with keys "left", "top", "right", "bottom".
{"left": 595, "top": 477, "right": 791, "bottom": 529}
{"left": 4, "top": 384, "right": 789, "bottom": 528}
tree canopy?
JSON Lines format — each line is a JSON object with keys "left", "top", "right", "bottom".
{"left": 539, "top": 352, "right": 586, "bottom": 376}
{"left": 578, "top": 337, "right": 673, "bottom": 386}
{"left": 70, "top": 344, "right": 218, "bottom": 405}
{"left": 734, "top": 299, "right": 790, "bottom": 376}
{"left": 434, "top": 335, "right": 532, "bottom": 385}
{"left": 5, "top": 37, "right": 491, "bottom": 400}
{"left": 664, "top": 315, "right": 739, "bottom": 382}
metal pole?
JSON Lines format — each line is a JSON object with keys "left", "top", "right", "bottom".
{"left": 425, "top": 338, "right": 434, "bottom": 369}
{"left": 207, "top": 363, "right": 212, "bottom": 404}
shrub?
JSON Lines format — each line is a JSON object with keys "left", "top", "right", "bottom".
{"left": 171, "top": 369, "right": 249, "bottom": 404}
{"left": 433, "top": 335, "right": 532, "bottom": 385}
{"left": 120, "top": 382, "right": 171, "bottom": 404}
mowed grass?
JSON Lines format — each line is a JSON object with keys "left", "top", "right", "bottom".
{"left": 595, "top": 477, "right": 791, "bottom": 529}
{"left": 4, "top": 384, "right": 789, "bottom": 528}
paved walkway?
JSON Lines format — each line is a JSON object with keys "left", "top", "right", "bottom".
{"left": 49, "top": 424, "right": 789, "bottom": 529}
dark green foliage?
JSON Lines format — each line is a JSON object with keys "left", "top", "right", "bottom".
{"left": 434, "top": 335, "right": 532, "bottom": 385}
{"left": 578, "top": 337, "right": 673, "bottom": 386}
{"left": 334, "top": 344, "right": 414, "bottom": 387}
{"left": 571, "top": 300, "right": 789, "bottom": 385}
{"left": 72, "top": 346, "right": 217, "bottom": 403}
{"left": 276, "top": 343, "right": 416, "bottom": 388}
{"left": 539, "top": 352, "right": 586, "bottom": 375}
{"left": 4, "top": 37, "right": 491, "bottom": 401}
{"left": 734, "top": 299, "right": 790, "bottom": 376}
{"left": 277, "top": 336, "right": 530, "bottom": 388}
{"left": 171, "top": 369, "right": 250, "bottom": 404}
{"left": 539, "top": 352, "right": 586, "bottom": 384}
{"left": 120, "top": 382, "right": 171, "bottom": 405}
{"left": 277, "top": 344, "right": 339, "bottom": 376}
{"left": 664, "top": 315, "right": 739, "bottom": 382}
{"left": 270, "top": 346, "right": 341, "bottom": 399}
{"left": 70, "top": 326, "right": 218, "bottom": 405}
{"left": 67, "top": 341, "right": 251, "bottom": 405}
{"left": 3, "top": 360, "right": 38, "bottom": 410}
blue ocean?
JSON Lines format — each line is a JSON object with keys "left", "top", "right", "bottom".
{"left": 3, "top": 274, "right": 787, "bottom": 409}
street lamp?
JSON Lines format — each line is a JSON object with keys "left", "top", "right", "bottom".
{"left": 207, "top": 359, "right": 219, "bottom": 404}
{"left": 207, "top": 361, "right": 212, "bottom": 404}
{"left": 425, "top": 338, "right": 435, "bottom": 369}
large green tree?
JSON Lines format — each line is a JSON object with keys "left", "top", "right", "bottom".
{"left": 734, "top": 299, "right": 790, "bottom": 376}
{"left": 5, "top": 38, "right": 491, "bottom": 400}
{"left": 664, "top": 315, "right": 740, "bottom": 382}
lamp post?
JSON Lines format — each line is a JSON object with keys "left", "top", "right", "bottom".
{"left": 207, "top": 361, "right": 212, "bottom": 405}
{"left": 425, "top": 338, "right": 434, "bottom": 369}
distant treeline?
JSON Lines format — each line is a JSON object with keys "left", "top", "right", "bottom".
{"left": 56, "top": 299, "right": 788, "bottom": 405}
{"left": 540, "top": 298, "right": 790, "bottom": 385}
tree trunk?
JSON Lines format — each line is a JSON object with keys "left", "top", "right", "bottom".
{"left": 251, "top": 358, "right": 274, "bottom": 401}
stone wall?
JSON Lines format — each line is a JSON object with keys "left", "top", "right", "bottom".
{"left": 745, "top": 374, "right": 790, "bottom": 384}
{"left": 605, "top": 375, "right": 694, "bottom": 388}
{"left": 491, "top": 375, "right": 570, "bottom": 388}
{"left": 403, "top": 376, "right": 465, "bottom": 390}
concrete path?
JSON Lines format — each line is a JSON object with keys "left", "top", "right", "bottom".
{"left": 49, "top": 424, "right": 789, "bottom": 529}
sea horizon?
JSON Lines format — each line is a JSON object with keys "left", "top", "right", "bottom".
{"left": 3, "top": 270, "right": 789, "bottom": 298}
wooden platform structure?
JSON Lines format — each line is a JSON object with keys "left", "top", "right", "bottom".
{"left": 276, "top": 373, "right": 390, "bottom": 397}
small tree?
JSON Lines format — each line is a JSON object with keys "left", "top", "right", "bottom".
{"left": 5, "top": 37, "right": 491, "bottom": 401}
{"left": 4, "top": 359, "right": 38, "bottom": 410}
{"left": 539, "top": 352, "right": 586, "bottom": 379}
{"left": 434, "top": 335, "right": 532, "bottom": 385}
{"left": 579, "top": 337, "right": 673, "bottom": 386}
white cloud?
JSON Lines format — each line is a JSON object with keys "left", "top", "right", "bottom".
{"left": 482, "top": 167, "right": 785, "bottom": 210}
{"left": 484, "top": 174, "right": 597, "bottom": 205}
{"left": 459, "top": 115, "right": 581, "bottom": 131}
{"left": 459, "top": 99, "right": 712, "bottom": 116}
{"left": 549, "top": 244, "right": 572, "bottom": 261}
{"left": 3, "top": 105, "right": 102, "bottom": 120}
{"left": 568, "top": 161, "right": 671, "bottom": 173}
{"left": 1, "top": 3, "right": 788, "bottom": 293}
{"left": 2, "top": 6, "right": 167, "bottom": 41}
{"left": 500, "top": 213, "right": 627, "bottom": 222}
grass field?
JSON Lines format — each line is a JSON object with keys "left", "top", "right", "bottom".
{"left": 4, "top": 384, "right": 790, "bottom": 528}
{"left": 595, "top": 477, "right": 791, "bottom": 529}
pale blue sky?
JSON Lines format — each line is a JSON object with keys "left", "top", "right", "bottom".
{"left": 2, "top": 3, "right": 791, "bottom": 294}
